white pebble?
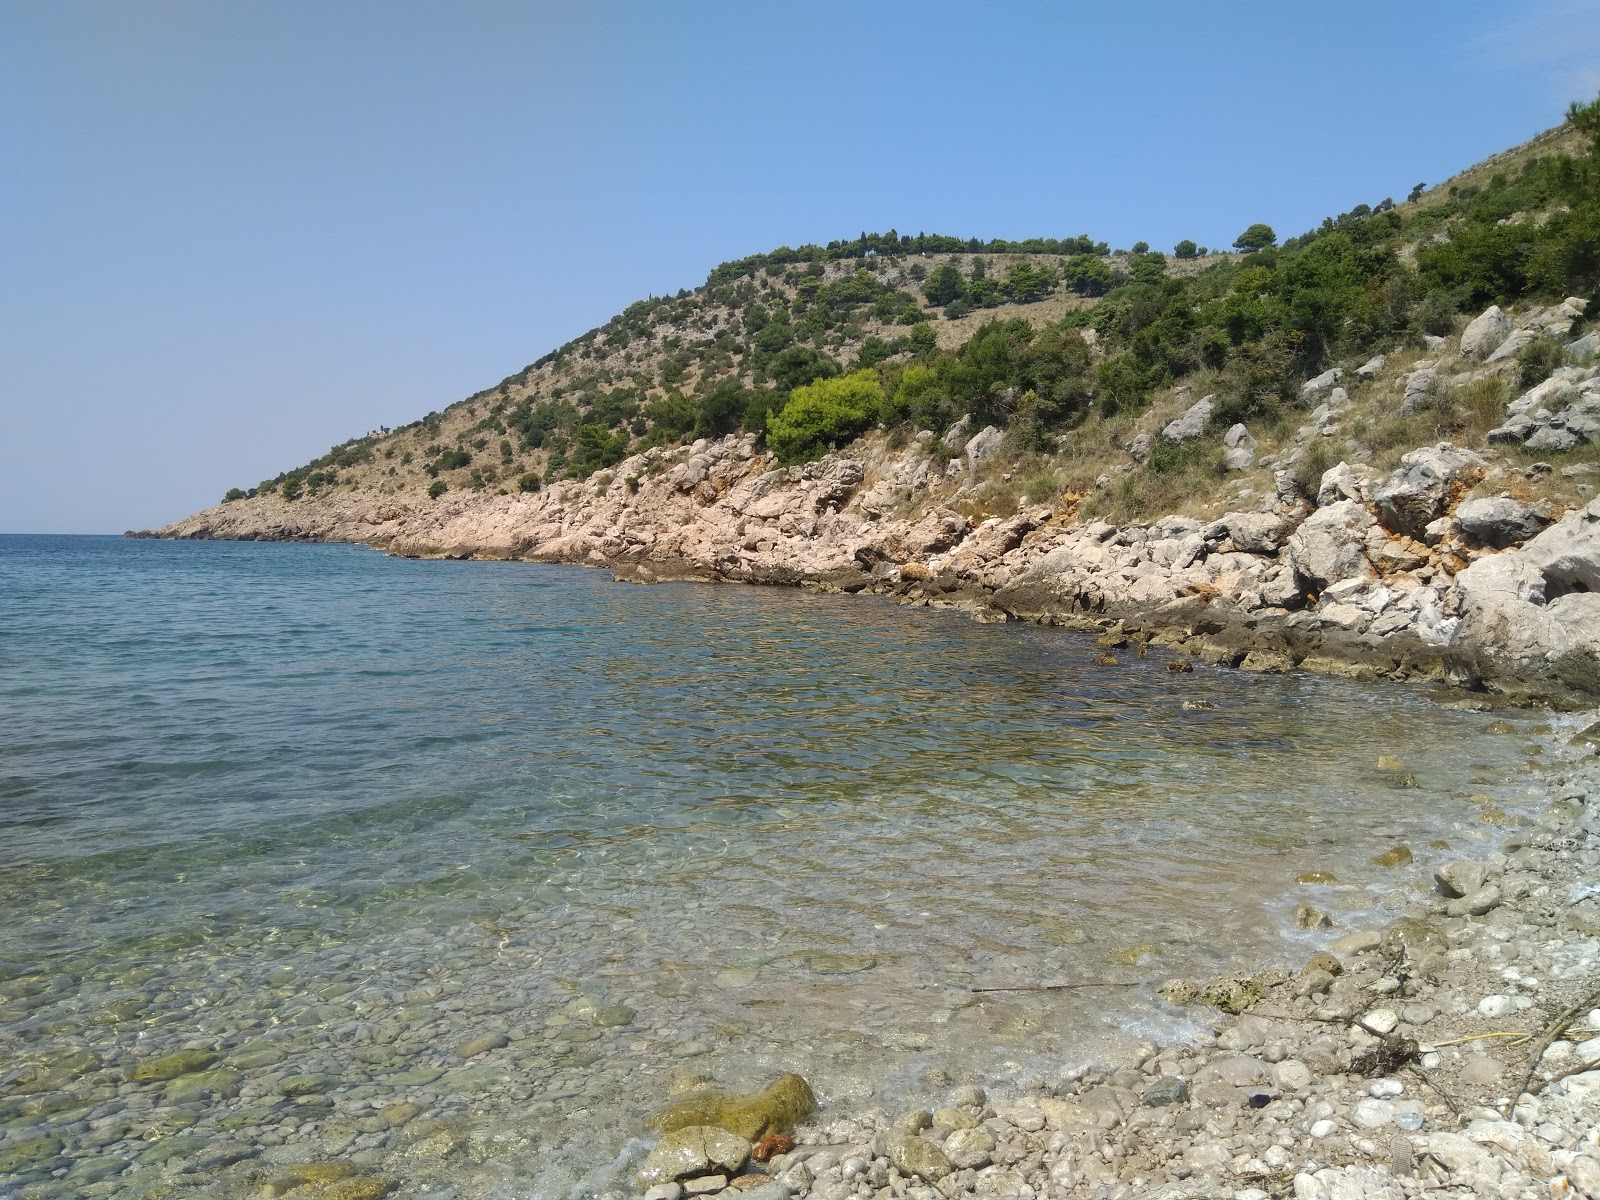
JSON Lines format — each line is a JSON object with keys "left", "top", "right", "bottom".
{"left": 1364, "top": 1009, "right": 1399, "bottom": 1035}
{"left": 1478, "top": 995, "right": 1517, "bottom": 1019}
{"left": 1310, "top": 1119, "right": 1338, "bottom": 1139}
{"left": 1369, "top": 1079, "right": 1404, "bottom": 1098}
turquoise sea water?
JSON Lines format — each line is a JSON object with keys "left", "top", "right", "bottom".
{"left": 0, "top": 535, "right": 1550, "bottom": 1197}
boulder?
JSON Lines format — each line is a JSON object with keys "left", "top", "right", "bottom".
{"left": 1454, "top": 496, "right": 1552, "bottom": 548}
{"left": 1485, "top": 327, "right": 1538, "bottom": 364}
{"left": 1301, "top": 368, "right": 1345, "bottom": 402}
{"left": 1460, "top": 306, "right": 1513, "bottom": 358}
{"left": 1317, "top": 461, "right": 1372, "bottom": 507}
{"left": 1372, "top": 444, "right": 1482, "bottom": 538}
{"left": 1450, "top": 499, "right": 1600, "bottom": 697}
{"left": 1208, "top": 511, "right": 1288, "bottom": 554}
{"left": 1568, "top": 330, "right": 1600, "bottom": 360}
{"left": 1128, "top": 432, "right": 1154, "bottom": 464}
{"left": 652, "top": 1074, "right": 816, "bottom": 1140}
{"left": 1161, "top": 395, "right": 1215, "bottom": 444}
{"left": 1399, "top": 369, "right": 1436, "bottom": 416}
{"left": 1356, "top": 354, "right": 1387, "bottom": 380}
{"left": 1222, "top": 423, "right": 1257, "bottom": 470}
{"left": 964, "top": 425, "right": 1003, "bottom": 472}
{"left": 1288, "top": 500, "right": 1374, "bottom": 591}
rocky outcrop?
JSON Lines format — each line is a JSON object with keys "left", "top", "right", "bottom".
{"left": 146, "top": 416, "right": 1600, "bottom": 703}
{"left": 1450, "top": 497, "right": 1600, "bottom": 698}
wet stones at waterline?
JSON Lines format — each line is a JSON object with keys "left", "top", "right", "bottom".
{"left": 651, "top": 1074, "right": 818, "bottom": 1142}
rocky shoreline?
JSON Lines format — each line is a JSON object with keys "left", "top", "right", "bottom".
{"left": 142, "top": 414, "right": 1600, "bottom": 708}
{"left": 142, "top": 300, "right": 1600, "bottom": 707}
{"left": 618, "top": 729, "right": 1600, "bottom": 1200}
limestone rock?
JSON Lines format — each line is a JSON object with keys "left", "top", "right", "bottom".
{"left": 1372, "top": 444, "right": 1482, "bottom": 538}
{"left": 1301, "top": 368, "right": 1344, "bottom": 402}
{"left": 1434, "top": 859, "right": 1497, "bottom": 898}
{"left": 637, "top": 1127, "right": 753, "bottom": 1188}
{"left": 1288, "top": 500, "right": 1374, "bottom": 591}
{"left": 652, "top": 1074, "right": 817, "bottom": 1141}
{"left": 885, "top": 1134, "right": 952, "bottom": 1182}
{"left": 1128, "top": 432, "right": 1154, "bottom": 464}
{"left": 1161, "top": 395, "right": 1215, "bottom": 443}
{"left": 964, "top": 425, "right": 1003, "bottom": 472}
{"left": 942, "top": 1126, "right": 995, "bottom": 1170}
{"left": 1460, "top": 305, "right": 1513, "bottom": 358}
{"left": 1455, "top": 496, "right": 1551, "bottom": 547}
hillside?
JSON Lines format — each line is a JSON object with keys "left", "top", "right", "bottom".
{"left": 146, "top": 100, "right": 1600, "bottom": 702}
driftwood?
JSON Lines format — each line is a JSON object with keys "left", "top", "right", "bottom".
{"left": 1505, "top": 982, "right": 1600, "bottom": 1116}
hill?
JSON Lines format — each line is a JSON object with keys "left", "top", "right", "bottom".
{"left": 145, "top": 98, "right": 1600, "bottom": 702}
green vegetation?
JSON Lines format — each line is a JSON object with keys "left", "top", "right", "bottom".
{"left": 768, "top": 372, "right": 884, "bottom": 463}
{"left": 219, "top": 97, "right": 1600, "bottom": 504}
{"left": 428, "top": 479, "right": 448, "bottom": 499}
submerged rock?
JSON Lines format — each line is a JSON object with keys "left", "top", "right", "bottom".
{"left": 126, "top": 1049, "right": 219, "bottom": 1081}
{"left": 651, "top": 1073, "right": 817, "bottom": 1141}
{"left": 1199, "top": 973, "right": 1262, "bottom": 1015}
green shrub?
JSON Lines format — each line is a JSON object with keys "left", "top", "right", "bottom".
{"left": 767, "top": 371, "right": 884, "bottom": 463}
{"left": 428, "top": 479, "right": 448, "bottom": 499}
{"left": 518, "top": 472, "right": 542, "bottom": 493}
{"left": 223, "top": 488, "right": 246, "bottom": 502}
{"left": 1517, "top": 336, "right": 1566, "bottom": 388}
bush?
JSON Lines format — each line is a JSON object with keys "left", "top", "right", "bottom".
{"left": 767, "top": 371, "right": 884, "bottom": 463}
{"left": 1517, "top": 336, "right": 1566, "bottom": 388}
{"left": 428, "top": 479, "right": 448, "bottom": 499}
{"left": 1174, "top": 239, "right": 1199, "bottom": 259}
{"left": 223, "top": 487, "right": 246, "bottom": 502}
{"left": 518, "top": 472, "right": 542, "bottom": 493}
{"left": 1062, "top": 254, "right": 1113, "bottom": 297}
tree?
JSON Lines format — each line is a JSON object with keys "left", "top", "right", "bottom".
{"left": 1173, "top": 239, "right": 1199, "bottom": 259}
{"left": 1062, "top": 253, "right": 1113, "bottom": 296}
{"left": 1408, "top": 182, "right": 1427, "bottom": 203}
{"left": 517, "top": 472, "right": 542, "bottom": 493}
{"left": 921, "top": 264, "right": 966, "bottom": 307}
{"left": 223, "top": 487, "right": 246, "bottom": 502}
{"left": 768, "top": 345, "right": 838, "bottom": 394}
{"left": 767, "top": 371, "right": 884, "bottom": 463}
{"left": 428, "top": 479, "right": 448, "bottom": 499}
{"left": 1233, "top": 223, "right": 1277, "bottom": 252}
{"left": 1131, "top": 241, "right": 1150, "bottom": 254}
{"left": 906, "top": 323, "right": 937, "bottom": 357}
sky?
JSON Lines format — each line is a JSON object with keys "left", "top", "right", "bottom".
{"left": 4, "top": 0, "right": 1599, "bottom": 533}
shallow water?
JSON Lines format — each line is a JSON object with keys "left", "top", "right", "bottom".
{"left": 0, "top": 535, "right": 1551, "bottom": 1197}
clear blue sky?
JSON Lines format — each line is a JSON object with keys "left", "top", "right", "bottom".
{"left": 4, "top": 0, "right": 1598, "bottom": 533}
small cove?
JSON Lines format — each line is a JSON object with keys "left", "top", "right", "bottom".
{"left": 0, "top": 535, "right": 1554, "bottom": 1198}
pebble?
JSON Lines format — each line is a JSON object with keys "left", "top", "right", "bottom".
{"left": 1477, "top": 995, "right": 1518, "bottom": 1019}
{"left": 1310, "top": 1119, "right": 1339, "bottom": 1139}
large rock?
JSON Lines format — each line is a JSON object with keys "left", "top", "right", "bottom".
{"left": 1450, "top": 497, "right": 1600, "bottom": 697}
{"left": 1316, "top": 461, "right": 1372, "bottom": 507}
{"left": 1372, "top": 444, "right": 1482, "bottom": 538}
{"left": 1454, "top": 496, "right": 1552, "bottom": 548}
{"left": 1128, "top": 432, "right": 1154, "bottom": 464}
{"left": 1301, "top": 368, "right": 1344, "bottom": 402}
{"left": 964, "top": 425, "right": 1003, "bottom": 471}
{"left": 652, "top": 1074, "right": 816, "bottom": 1140}
{"left": 1399, "top": 369, "right": 1436, "bottom": 416}
{"left": 1208, "top": 511, "right": 1288, "bottom": 554}
{"left": 1460, "top": 306, "right": 1513, "bottom": 358}
{"left": 1288, "top": 500, "right": 1374, "bottom": 591}
{"left": 1222, "top": 423, "right": 1257, "bottom": 470}
{"left": 1161, "top": 395, "right": 1215, "bottom": 443}
{"left": 637, "top": 1127, "right": 752, "bottom": 1187}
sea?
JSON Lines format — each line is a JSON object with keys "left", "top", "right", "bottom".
{"left": 0, "top": 534, "right": 1554, "bottom": 1197}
